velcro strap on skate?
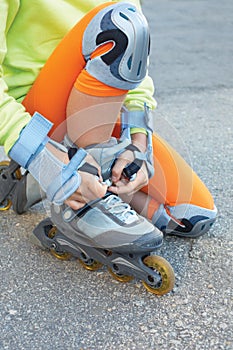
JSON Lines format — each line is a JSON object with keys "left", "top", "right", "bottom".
{"left": 9, "top": 112, "right": 53, "bottom": 168}
{"left": 9, "top": 112, "right": 89, "bottom": 205}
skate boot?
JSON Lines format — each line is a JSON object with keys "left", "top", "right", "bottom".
{"left": 11, "top": 171, "right": 45, "bottom": 214}
{"left": 33, "top": 192, "right": 175, "bottom": 295}
{"left": 32, "top": 137, "right": 175, "bottom": 295}
{"left": 152, "top": 203, "right": 217, "bottom": 238}
{"left": 0, "top": 160, "right": 45, "bottom": 214}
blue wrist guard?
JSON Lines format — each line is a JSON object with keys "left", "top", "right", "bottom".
{"left": 121, "top": 104, "right": 154, "bottom": 178}
{"left": 9, "top": 112, "right": 87, "bottom": 205}
{"left": 9, "top": 112, "right": 53, "bottom": 169}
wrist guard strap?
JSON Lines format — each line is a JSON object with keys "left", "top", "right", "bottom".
{"left": 121, "top": 105, "right": 154, "bottom": 178}
{"left": 9, "top": 112, "right": 53, "bottom": 169}
{"left": 9, "top": 112, "right": 87, "bottom": 205}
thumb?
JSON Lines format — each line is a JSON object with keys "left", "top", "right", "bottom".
{"left": 111, "top": 158, "right": 127, "bottom": 183}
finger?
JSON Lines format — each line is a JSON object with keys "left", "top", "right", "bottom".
{"left": 92, "top": 181, "right": 108, "bottom": 198}
{"left": 109, "top": 172, "right": 148, "bottom": 195}
{"left": 64, "top": 199, "right": 86, "bottom": 210}
{"left": 111, "top": 159, "right": 129, "bottom": 183}
{"left": 79, "top": 173, "right": 108, "bottom": 198}
{"left": 83, "top": 154, "right": 103, "bottom": 182}
{"left": 108, "top": 180, "right": 135, "bottom": 195}
{"left": 67, "top": 192, "right": 86, "bottom": 203}
{"left": 65, "top": 181, "right": 107, "bottom": 210}
{"left": 97, "top": 171, "right": 103, "bottom": 183}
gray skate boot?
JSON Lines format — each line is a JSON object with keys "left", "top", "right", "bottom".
{"left": 32, "top": 137, "right": 176, "bottom": 296}
{"left": 152, "top": 203, "right": 217, "bottom": 238}
{"left": 48, "top": 135, "right": 163, "bottom": 251}
{"left": 32, "top": 192, "right": 174, "bottom": 296}
{"left": 0, "top": 160, "right": 45, "bottom": 214}
{"left": 11, "top": 171, "right": 45, "bottom": 214}
{"left": 50, "top": 193, "right": 163, "bottom": 252}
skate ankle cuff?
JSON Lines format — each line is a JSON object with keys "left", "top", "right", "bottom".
{"left": 9, "top": 112, "right": 53, "bottom": 168}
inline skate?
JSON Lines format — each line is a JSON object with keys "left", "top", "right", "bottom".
{"left": 31, "top": 136, "right": 175, "bottom": 296}
{"left": 33, "top": 191, "right": 175, "bottom": 295}
{"left": 0, "top": 138, "right": 175, "bottom": 296}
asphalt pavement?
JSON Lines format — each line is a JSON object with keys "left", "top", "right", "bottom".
{"left": 0, "top": 0, "right": 232, "bottom": 349}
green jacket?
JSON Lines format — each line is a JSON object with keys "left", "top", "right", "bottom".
{"left": 0, "top": 0, "right": 156, "bottom": 155}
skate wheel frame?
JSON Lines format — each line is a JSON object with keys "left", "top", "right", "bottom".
{"left": 37, "top": 221, "right": 175, "bottom": 296}
{"left": 79, "top": 258, "right": 103, "bottom": 271}
{"left": 47, "top": 226, "right": 72, "bottom": 261}
{"left": 0, "top": 161, "right": 22, "bottom": 211}
{"left": 142, "top": 255, "right": 175, "bottom": 295}
{"left": 107, "top": 267, "right": 134, "bottom": 283}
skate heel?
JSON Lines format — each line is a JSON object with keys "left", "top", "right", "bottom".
{"left": 0, "top": 160, "right": 22, "bottom": 211}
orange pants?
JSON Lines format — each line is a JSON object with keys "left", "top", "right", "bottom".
{"left": 22, "top": 2, "right": 215, "bottom": 218}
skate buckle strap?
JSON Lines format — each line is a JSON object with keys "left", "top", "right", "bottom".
{"left": 9, "top": 112, "right": 53, "bottom": 168}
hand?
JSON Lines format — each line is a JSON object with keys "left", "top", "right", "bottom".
{"left": 108, "top": 149, "right": 149, "bottom": 196}
{"left": 65, "top": 153, "right": 108, "bottom": 210}
{"left": 65, "top": 171, "right": 108, "bottom": 210}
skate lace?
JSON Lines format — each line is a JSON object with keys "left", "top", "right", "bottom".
{"left": 102, "top": 195, "right": 139, "bottom": 224}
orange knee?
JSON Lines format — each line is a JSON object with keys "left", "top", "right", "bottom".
{"left": 144, "top": 133, "right": 215, "bottom": 210}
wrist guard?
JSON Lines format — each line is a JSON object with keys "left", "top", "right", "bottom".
{"left": 121, "top": 104, "right": 154, "bottom": 178}
{"left": 9, "top": 112, "right": 87, "bottom": 205}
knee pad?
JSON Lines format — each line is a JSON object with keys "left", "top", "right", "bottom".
{"left": 82, "top": 3, "right": 150, "bottom": 90}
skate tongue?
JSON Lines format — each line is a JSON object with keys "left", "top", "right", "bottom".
{"left": 102, "top": 194, "right": 139, "bottom": 224}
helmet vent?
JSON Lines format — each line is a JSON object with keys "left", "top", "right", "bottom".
{"left": 119, "top": 12, "right": 129, "bottom": 20}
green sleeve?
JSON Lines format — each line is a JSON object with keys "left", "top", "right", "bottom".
{"left": 0, "top": 0, "right": 31, "bottom": 155}
{"left": 124, "top": 74, "right": 157, "bottom": 111}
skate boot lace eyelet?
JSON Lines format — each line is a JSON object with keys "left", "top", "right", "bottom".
{"left": 103, "top": 195, "right": 138, "bottom": 224}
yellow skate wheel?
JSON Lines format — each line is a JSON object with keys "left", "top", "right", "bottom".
{"left": 108, "top": 267, "right": 134, "bottom": 283}
{"left": 47, "top": 226, "right": 72, "bottom": 261}
{"left": 0, "top": 198, "right": 11, "bottom": 211}
{"left": 142, "top": 255, "right": 175, "bottom": 295}
{"left": 0, "top": 161, "right": 21, "bottom": 211}
{"left": 50, "top": 248, "right": 72, "bottom": 261}
{"left": 79, "top": 258, "right": 103, "bottom": 271}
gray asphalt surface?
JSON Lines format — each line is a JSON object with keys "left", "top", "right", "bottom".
{"left": 0, "top": 0, "right": 232, "bottom": 349}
